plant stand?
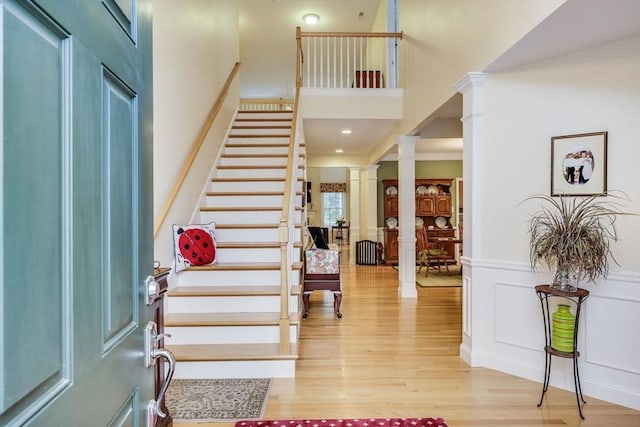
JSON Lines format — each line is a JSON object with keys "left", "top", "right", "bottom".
{"left": 535, "top": 284, "right": 590, "bottom": 419}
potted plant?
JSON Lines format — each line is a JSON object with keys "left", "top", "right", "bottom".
{"left": 524, "top": 192, "right": 632, "bottom": 291}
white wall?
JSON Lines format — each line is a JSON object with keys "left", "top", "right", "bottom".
{"left": 467, "top": 36, "right": 640, "bottom": 410}
{"left": 153, "top": 0, "right": 240, "bottom": 265}
{"left": 369, "top": 0, "right": 564, "bottom": 162}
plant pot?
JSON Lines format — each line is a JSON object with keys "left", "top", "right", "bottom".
{"left": 551, "top": 304, "right": 576, "bottom": 352}
{"left": 552, "top": 270, "right": 577, "bottom": 292}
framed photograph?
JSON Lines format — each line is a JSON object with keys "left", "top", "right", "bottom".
{"left": 551, "top": 131, "right": 607, "bottom": 196}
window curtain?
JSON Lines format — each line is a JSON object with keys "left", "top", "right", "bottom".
{"left": 320, "top": 182, "right": 347, "bottom": 193}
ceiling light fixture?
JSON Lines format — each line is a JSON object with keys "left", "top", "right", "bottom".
{"left": 341, "top": 129, "right": 352, "bottom": 134}
{"left": 303, "top": 13, "right": 319, "bottom": 26}
{"left": 336, "top": 148, "right": 344, "bottom": 153}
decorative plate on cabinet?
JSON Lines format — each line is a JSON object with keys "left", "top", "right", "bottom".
{"left": 427, "top": 185, "right": 439, "bottom": 195}
{"left": 386, "top": 217, "right": 398, "bottom": 229}
{"left": 415, "top": 217, "right": 424, "bottom": 227}
{"left": 385, "top": 185, "right": 398, "bottom": 196}
{"left": 416, "top": 185, "right": 428, "bottom": 195}
{"left": 435, "top": 216, "right": 447, "bottom": 229}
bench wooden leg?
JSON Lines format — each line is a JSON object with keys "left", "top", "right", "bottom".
{"left": 302, "top": 291, "right": 311, "bottom": 319}
{"left": 333, "top": 292, "right": 342, "bottom": 318}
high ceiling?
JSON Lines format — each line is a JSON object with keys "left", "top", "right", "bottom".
{"left": 236, "top": 0, "right": 417, "bottom": 160}
{"left": 236, "top": 0, "right": 640, "bottom": 162}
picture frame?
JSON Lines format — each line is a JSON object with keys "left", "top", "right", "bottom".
{"left": 551, "top": 131, "right": 607, "bottom": 196}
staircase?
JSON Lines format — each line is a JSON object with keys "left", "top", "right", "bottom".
{"left": 164, "top": 110, "right": 304, "bottom": 378}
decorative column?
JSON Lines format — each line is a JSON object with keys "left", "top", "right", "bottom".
{"left": 348, "top": 167, "right": 360, "bottom": 264}
{"left": 453, "top": 72, "right": 488, "bottom": 364}
{"left": 364, "top": 165, "right": 379, "bottom": 242}
{"left": 397, "top": 135, "right": 419, "bottom": 298}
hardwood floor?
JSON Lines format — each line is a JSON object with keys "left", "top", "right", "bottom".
{"left": 175, "top": 246, "right": 639, "bottom": 427}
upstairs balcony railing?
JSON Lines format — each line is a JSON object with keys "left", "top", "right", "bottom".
{"left": 296, "top": 27, "right": 403, "bottom": 89}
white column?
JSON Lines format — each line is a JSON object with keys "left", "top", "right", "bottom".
{"left": 364, "top": 165, "right": 379, "bottom": 241}
{"left": 397, "top": 135, "right": 419, "bottom": 298}
{"left": 453, "top": 72, "right": 488, "bottom": 365}
{"left": 348, "top": 167, "right": 360, "bottom": 264}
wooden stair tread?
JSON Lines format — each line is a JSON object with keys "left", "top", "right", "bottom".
{"left": 225, "top": 143, "right": 290, "bottom": 148}
{"left": 228, "top": 134, "right": 291, "bottom": 138}
{"left": 232, "top": 125, "right": 291, "bottom": 129}
{"left": 221, "top": 153, "right": 304, "bottom": 158}
{"left": 168, "top": 284, "right": 301, "bottom": 296}
{"left": 217, "top": 165, "right": 304, "bottom": 169}
{"left": 169, "top": 285, "right": 280, "bottom": 296}
{"left": 187, "top": 262, "right": 302, "bottom": 271}
{"left": 206, "top": 191, "right": 303, "bottom": 196}
{"left": 211, "top": 177, "right": 303, "bottom": 182}
{"left": 216, "top": 242, "right": 302, "bottom": 249}
{"left": 206, "top": 191, "right": 284, "bottom": 196}
{"left": 165, "top": 311, "right": 301, "bottom": 326}
{"left": 167, "top": 343, "right": 299, "bottom": 361}
{"left": 200, "top": 206, "right": 303, "bottom": 212}
{"left": 234, "top": 118, "right": 292, "bottom": 122}
{"left": 237, "top": 110, "right": 292, "bottom": 114}
{"left": 214, "top": 223, "right": 302, "bottom": 229}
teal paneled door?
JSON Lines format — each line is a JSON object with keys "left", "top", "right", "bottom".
{"left": 1, "top": 0, "right": 155, "bottom": 425}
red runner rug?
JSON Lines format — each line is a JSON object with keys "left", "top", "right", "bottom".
{"left": 236, "top": 418, "right": 447, "bottom": 427}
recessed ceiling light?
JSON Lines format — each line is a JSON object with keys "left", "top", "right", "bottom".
{"left": 341, "top": 129, "right": 352, "bottom": 134}
{"left": 303, "top": 13, "right": 319, "bottom": 26}
{"left": 336, "top": 149, "right": 344, "bottom": 153}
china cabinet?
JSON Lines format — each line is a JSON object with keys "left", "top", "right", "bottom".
{"left": 382, "top": 179, "right": 454, "bottom": 265}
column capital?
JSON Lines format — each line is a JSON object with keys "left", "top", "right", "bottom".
{"left": 454, "top": 72, "right": 489, "bottom": 94}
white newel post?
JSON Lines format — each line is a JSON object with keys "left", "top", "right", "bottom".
{"left": 397, "top": 135, "right": 419, "bottom": 298}
{"left": 349, "top": 167, "right": 361, "bottom": 264}
{"left": 453, "top": 72, "right": 488, "bottom": 365}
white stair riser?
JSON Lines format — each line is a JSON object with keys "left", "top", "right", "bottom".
{"left": 213, "top": 227, "right": 301, "bottom": 242}
{"left": 224, "top": 146, "right": 289, "bottom": 156}
{"left": 215, "top": 168, "right": 304, "bottom": 179}
{"left": 174, "top": 269, "right": 300, "bottom": 285}
{"left": 173, "top": 360, "right": 296, "bottom": 379}
{"left": 205, "top": 194, "right": 284, "bottom": 208}
{"left": 215, "top": 247, "right": 282, "bottom": 263}
{"left": 210, "top": 181, "right": 285, "bottom": 192}
{"left": 165, "top": 325, "right": 298, "bottom": 345}
{"left": 205, "top": 195, "right": 303, "bottom": 209}
{"left": 229, "top": 128, "right": 290, "bottom": 136}
{"left": 236, "top": 112, "right": 293, "bottom": 120}
{"left": 166, "top": 295, "right": 299, "bottom": 313}
{"left": 227, "top": 136, "right": 291, "bottom": 145}
{"left": 233, "top": 120, "right": 292, "bottom": 127}
{"left": 200, "top": 210, "right": 302, "bottom": 224}
{"left": 219, "top": 157, "right": 295, "bottom": 167}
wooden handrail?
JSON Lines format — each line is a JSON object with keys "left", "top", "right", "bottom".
{"left": 276, "top": 30, "right": 306, "bottom": 354}
{"left": 299, "top": 30, "right": 403, "bottom": 39}
{"left": 153, "top": 62, "right": 241, "bottom": 237}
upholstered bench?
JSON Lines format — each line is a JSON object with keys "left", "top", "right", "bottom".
{"left": 302, "top": 247, "right": 342, "bottom": 318}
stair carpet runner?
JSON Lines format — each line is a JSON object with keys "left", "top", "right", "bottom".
{"left": 164, "top": 110, "right": 303, "bottom": 379}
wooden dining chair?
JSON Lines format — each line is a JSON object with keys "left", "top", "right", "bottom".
{"left": 416, "top": 227, "right": 450, "bottom": 277}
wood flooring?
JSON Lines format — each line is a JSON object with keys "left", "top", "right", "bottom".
{"left": 174, "top": 246, "right": 639, "bottom": 427}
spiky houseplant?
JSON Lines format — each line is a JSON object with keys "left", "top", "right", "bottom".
{"left": 525, "top": 193, "right": 629, "bottom": 289}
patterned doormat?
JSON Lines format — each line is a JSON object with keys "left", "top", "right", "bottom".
{"left": 235, "top": 418, "right": 448, "bottom": 427}
{"left": 165, "top": 378, "right": 271, "bottom": 422}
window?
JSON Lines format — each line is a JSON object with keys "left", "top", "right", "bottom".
{"left": 322, "top": 192, "right": 344, "bottom": 227}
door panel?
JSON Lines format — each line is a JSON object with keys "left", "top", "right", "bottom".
{"left": 1, "top": 0, "right": 154, "bottom": 425}
{"left": 103, "top": 69, "right": 137, "bottom": 350}
{"left": 1, "top": 1, "right": 70, "bottom": 421}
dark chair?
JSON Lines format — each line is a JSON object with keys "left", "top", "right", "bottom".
{"left": 416, "top": 227, "right": 450, "bottom": 277}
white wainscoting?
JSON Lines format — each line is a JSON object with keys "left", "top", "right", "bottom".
{"left": 463, "top": 258, "right": 640, "bottom": 410}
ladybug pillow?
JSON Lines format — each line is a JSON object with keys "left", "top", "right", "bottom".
{"left": 172, "top": 222, "right": 217, "bottom": 272}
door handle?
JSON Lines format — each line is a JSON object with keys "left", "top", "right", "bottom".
{"left": 151, "top": 347, "right": 175, "bottom": 418}
{"left": 144, "top": 321, "right": 175, "bottom": 425}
